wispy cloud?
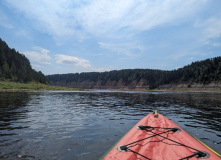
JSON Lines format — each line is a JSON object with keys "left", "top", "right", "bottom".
{"left": 22, "top": 47, "right": 51, "bottom": 65}
{"left": 72, "top": 0, "right": 206, "bottom": 38}
{"left": 98, "top": 42, "right": 143, "bottom": 57}
{"left": 3, "top": 0, "right": 207, "bottom": 41}
{"left": 0, "top": 9, "right": 13, "bottom": 29}
{"left": 16, "top": 29, "right": 31, "bottom": 39}
{"left": 3, "top": 0, "right": 81, "bottom": 42}
{"left": 168, "top": 50, "right": 208, "bottom": 61}
{"left": 212, "top": 43, "right": 221, "bottom": 47}
{"left": 195, "top": 17, "right": 221, "bottom": 44}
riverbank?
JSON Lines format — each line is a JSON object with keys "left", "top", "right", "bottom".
{"left": 0, "top": 81, "right": 84, "bottom": 92}
{"left": 1, "top": 81, "right": 220, "bottom": 93}
{"left": 49, "top": 78, "right": 221, "bottom": 93}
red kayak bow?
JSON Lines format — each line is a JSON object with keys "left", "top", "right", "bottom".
{"left": 101, "top": 111, "right": 220, "bottom": 160}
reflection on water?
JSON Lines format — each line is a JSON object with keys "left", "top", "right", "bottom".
{"left": 0, "top": 91, "right": 220, "bottom": 160}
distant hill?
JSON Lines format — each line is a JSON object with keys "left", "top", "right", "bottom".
{"left": 47, "top": 56, "right": 221, "bottom": 90}
{"left": 0, "top": 38, "right": 48, "bottom": 84}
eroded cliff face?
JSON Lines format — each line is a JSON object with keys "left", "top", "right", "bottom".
{"left": 50, "top": 78, "right": 149, "bottom": 90}
{"left": 49, "top": 78, "right": 221, "bottom": 92}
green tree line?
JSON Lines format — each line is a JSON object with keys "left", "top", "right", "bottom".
{"left": 47, "top": 56, "right": 221, "bottom": 89}
{"left": 0, "top": 38, "right": 48, "bottom": 84}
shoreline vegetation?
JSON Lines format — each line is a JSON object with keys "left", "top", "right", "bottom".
{"left": 1, "top": 81, "right": 220, "bottom": 93}
{"left": 0, "top": 81, "right": 84, "bottom": 92}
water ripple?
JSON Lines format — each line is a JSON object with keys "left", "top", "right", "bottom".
{"left": 0, "top": 91, "right": 220, "bottom": 159}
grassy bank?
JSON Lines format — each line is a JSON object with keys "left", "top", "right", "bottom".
{"left": 0, "top": 81, "right": 83, "bottom": 91}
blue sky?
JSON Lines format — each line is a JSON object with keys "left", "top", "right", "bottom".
{"left": 0, "top": 0, "right": 221, "bottom": 75}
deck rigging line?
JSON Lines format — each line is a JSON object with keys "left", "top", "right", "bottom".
{"left": 118, "top": 126, "right": 207, "bottom": 160}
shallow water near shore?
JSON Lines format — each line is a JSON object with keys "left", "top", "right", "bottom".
{"left": 0, "top": 90, "right": 220, "bottom": 160}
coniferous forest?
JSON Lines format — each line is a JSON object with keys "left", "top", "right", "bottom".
{"left": 0, "top": 38, "right": 48, "bottom": 84}
{"left": 1, "top": 37, "right": 220, "bottom": 89}
{"left": 47, "top": 56, "right": 221, "bottom": 89}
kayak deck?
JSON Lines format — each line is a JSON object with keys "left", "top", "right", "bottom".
{"left": 102, "top": 112, "right": 220, "bottom": 160}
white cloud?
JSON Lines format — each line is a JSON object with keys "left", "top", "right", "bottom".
{"left": 22, "top": 47, "right": 51, "bottom": 64}
{"left": 55, "top": 54, "right": 92, "bottom": 68}
{"left": 54, "top": 54, "right": 112, "bottom": 72}
{"left": 75, "top": 0, "right": 206, "bottom": 37}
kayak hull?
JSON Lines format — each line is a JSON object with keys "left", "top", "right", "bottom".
{"left": 102, "top": 113, "right": 220, "bottom": 160}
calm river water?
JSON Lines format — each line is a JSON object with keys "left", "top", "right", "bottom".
{"left": 0, "top": 91, "right": 220, "bottom": 160}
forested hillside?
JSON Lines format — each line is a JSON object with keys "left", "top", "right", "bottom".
{"left": 47, "top": 57, "right": 221, "bottom": 89}
{"left": 0, "top": 38, "right": 48, "bottom": 84}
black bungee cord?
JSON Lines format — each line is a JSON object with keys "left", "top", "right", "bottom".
{"left": 118, "top": 126, "right": 209, "bottom": 160}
